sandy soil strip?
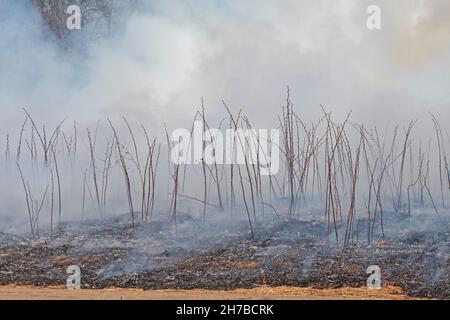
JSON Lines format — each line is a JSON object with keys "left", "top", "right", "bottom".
{"left": 0, "top": 285, "right": 417, "bottom": 300}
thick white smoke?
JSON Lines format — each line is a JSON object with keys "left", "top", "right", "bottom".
{"left": 0, "top": 0, "right": 449, "bottom": 232}
{"left": 1, "top": 0, "right": 449, "bottom": 128}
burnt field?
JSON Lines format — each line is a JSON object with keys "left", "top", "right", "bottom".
{"left": 1, "top": 97, "right": 450, "bottom": 300}
{"left": 2, "top": 0, "right": 450, "bottom": 303}
{"left": 1, "top": 212, "right": 448, "bottom": 299}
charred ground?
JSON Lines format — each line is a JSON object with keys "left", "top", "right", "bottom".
{"left": 0, "top": 212, "right": 448, "bottom": 299}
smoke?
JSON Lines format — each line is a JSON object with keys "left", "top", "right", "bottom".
{"left": 391, "top": 0, "right": 450, "bottom": 69}
{"left": 1, "top": 0, "right": 450, "bottom": 232}
{"left": 1, "top": 1, "right": 449, "bottom": 127}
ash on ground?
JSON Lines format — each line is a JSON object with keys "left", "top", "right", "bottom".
{"left": 0, "top": 211, "right": 448, "bottom": 299}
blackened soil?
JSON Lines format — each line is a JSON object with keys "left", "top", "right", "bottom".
{"left": 0, "top": 215, "right": 448, "bottom": 299}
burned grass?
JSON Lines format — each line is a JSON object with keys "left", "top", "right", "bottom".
{"left": 0, "top": 213, "right": 448, "bottom": 299}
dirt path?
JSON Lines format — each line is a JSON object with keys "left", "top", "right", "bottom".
{"left": 0, "top": 285, "right": 417, "bottom": 300}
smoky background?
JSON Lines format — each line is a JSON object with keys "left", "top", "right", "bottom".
{"left": 0, "top": 0, "right": 449, "bottom": 244}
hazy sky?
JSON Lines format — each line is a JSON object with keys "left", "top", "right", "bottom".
{"left": 1, "top": 0, "right": 449, "bottom": 133}
{"left": 0, "top": 0, "right": 449, "bottom": 228}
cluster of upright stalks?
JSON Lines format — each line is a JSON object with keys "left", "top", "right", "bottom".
{"left": 4, "top": 93, "right": 450, "bottom": 246}
{"left": 12, "top": 109, "right": 160, "bottom": 237}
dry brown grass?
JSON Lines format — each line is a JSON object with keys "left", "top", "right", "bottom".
{"left": 52, "top": 255, "right": 74, "bottom": 267}
{"left": 225, "top": 260, "right": 259, "bottom": 269}
{"left": 0, "top": 285, "right": 422, "bottom": 300}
